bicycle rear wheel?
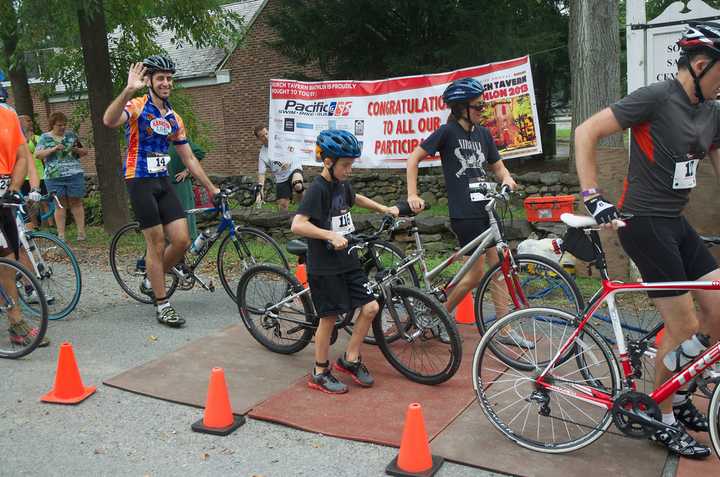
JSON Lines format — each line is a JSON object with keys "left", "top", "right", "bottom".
{"left": 473, "top": 308, "right": 620, "bottom": 453}
{"left": 109, "top": 222, "right": 178, "bottom": 304}
{"left": 344, "top": 240, "right": 419, "bottom": 345}
{"left": 20, "top": 232, "right": 81, "bottom": 320}
{"left": 218, "top": 226, "right": 289, "bottom": 302}
{"left": 709, "top": 380, "right": 720, "bottom": 458}
{"left": 0, "top": 258, "right": 48, "bottom": 359}
{"left": 373, "top": 285, "right": 461, "bottom": 385}
{"left": 236, "top": 264, "right": 314, "bottom": 354}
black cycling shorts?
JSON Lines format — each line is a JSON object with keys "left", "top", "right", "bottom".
{"left": 0, "top": 207, "right": 19, "bottom": 259}
{"left": 450, "top": 215, "right": 491, "bottom": 256}
{"left": 276, "top": 170, "right": 303, "bottom": 200}
{"left": 308, "top": 268, "right": 376, "bottom": 318}
{"left": 126, "top": 177, "right": 186, "bottom": 230}
{"left": 618, "top": 215, "right": 718, "bottom": 298}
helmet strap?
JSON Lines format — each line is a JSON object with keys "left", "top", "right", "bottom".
{"left": 688, "top": 57, "right": 717, "bottom": 103}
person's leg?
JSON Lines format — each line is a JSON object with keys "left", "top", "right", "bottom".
{"left": 345, "top": 300, "right": 379, "bottom": 361}
{"left": 276, "top": 198, "right": 289, "bottom": 212}
{"left": 314, "top": 317, "right": 336, "bottom": 374}
{"left": 161, "top": 218, "right": 191, "bottom": 273}
{"left": 67, "top": 197, "right": 85, "bottom": 240}
{"left": 693, "top": 268, "right": 720, "bottom": 341}
{"left": 445, "top": 255, "right": 485, "bottom": 312}
{"left": 54, "top": 195, "right": 68, "bottom": 240}
{"left": 291, "top": 171, "right": 304, "bottom": 204}
{"left": 141, "top": 224, "right": 168, "bottom": 298}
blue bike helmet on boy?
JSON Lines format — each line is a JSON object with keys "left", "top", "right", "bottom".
{"left": 315, "top": 129, "right": 362, "bottom": 181}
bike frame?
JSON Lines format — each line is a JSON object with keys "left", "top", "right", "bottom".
{"left": 535, "top": 231, "right": 720, "bottom": 410}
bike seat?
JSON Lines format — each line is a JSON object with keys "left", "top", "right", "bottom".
{"left": 286, "top": 239, "right": 308, "bottom": 257}
{"left": 560, "top": 213, "right": 597, "bottom": 229}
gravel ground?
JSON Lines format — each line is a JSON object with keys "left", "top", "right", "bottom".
{"left": 0, "top": 250, "right": 507, "bottom": 477}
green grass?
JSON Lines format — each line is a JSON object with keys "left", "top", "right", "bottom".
{"left": 556, "top": 127, "right": 571, "bottom": 141}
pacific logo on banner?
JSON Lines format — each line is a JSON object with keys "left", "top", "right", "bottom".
{"left": 268, "top": 55, "right": 542, "bottom": 169}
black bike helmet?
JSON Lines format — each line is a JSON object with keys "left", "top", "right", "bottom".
{"left": 677, "top": 22, "right": 720, "bottom": 102}
{"left": 142, "top": 55, "right": 176, "bottom": 75}
{"left": 315, "top": 129, "right": 361, "bottom": 181}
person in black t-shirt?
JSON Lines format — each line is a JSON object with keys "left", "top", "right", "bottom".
{"left": 405, "top": 78, "right": 523, "bottom": 345}
{"left": 291, "top": 129, "right": 399, "bottom": 394}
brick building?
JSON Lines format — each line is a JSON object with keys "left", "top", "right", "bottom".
{"left": 7, "top": 0, "right": 318, "bottom": 178}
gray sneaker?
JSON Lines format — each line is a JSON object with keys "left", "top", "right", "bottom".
{"left": 496, "top": 328, "right": 535, "bottom": 349}
{"left": 308, "top": 369, "right": 348, "bottom": 394}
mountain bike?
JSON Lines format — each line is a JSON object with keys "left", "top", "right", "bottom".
{"left": 236, "top": 215, "right": 462, "bottom": 385}
{"left": 472, "top": 212, "right": 720, "bottom": 455}
{"left": 110, "top": 184, "right": 289, "bottom": 304}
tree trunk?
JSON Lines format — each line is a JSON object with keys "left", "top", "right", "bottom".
{"left": 0, "top": 0, "right": 34, "bottom": 117}
{"left": 532, "top": 61, "right": 555, "bottom": 159}
{"left": 77, "top": 1, "right": 129, "bottom": 233}
{"left": 568, "top": 0, "right": 622, "bottom": 170}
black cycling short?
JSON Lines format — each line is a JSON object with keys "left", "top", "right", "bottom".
{"left": 276, "top": 170, "right": 303, "bottom": 200}
{"left": 308, "top": 268, "right": 376, "bottom": 318}
{"left": 450, "top": 215, "right": 491, "bottom": 256}
{"left": 618, "top": 215, "right": 718, "bottom": 298}
{"left": 0, "top": 207, "right": 19, "bottom": 259}
{"left": 126, "top": 176, "right": 185, "bottom": 230}
{"left": 20, "top": 180, "right": 48, "bottom": 196}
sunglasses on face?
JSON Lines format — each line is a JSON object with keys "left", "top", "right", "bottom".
{"left": 467, "top": 104, "right": 485, "bottom": 111}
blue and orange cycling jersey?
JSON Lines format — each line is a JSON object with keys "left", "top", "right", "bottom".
{"left": 123, "top": 94, "right": 188, "bottom": 179}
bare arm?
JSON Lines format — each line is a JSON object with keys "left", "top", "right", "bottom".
{"left": 355, "top": 194, "right": 399, "bottom": 216}
{"left": 291, "top": 214, "right": 347, "bottom": 250}
{"left": 103, "top": 63, "right": 147, "bottom": 128}
{"left": 12, "top": 144, "right": 30, "bottom": 192}
{"left": 488, "top": 160, "right": 517, "bottom": 189}
{"left": 35, "top": 144, "right": 61, "bottom": 160}
{"left": 574, "top": 107, "right": 624, "bottom": 192}
{"left": 26, "top": 149, "right": 39, "bottom": 189}
{"left": 175, "top": 143, "right": 219, "bottom": 195}
{"left": 406, "top": 145, "right": 429, "bottom": 212}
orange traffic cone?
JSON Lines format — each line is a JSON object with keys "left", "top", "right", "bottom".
{"left": 386, "top": 403, "right": 444, "bottom": 477}
{"left": 656, "top": 327, "right": 665, "bottom": 347}
{"left": 191, "top": 367, "right": 245, "bottom": 436}
{"left": 295, "top": 262, "right": 308, "bottom": 287}
{"left": 41, "top": 342, "right": 96, "bottom": 404}
{"left": 455, "top": 292, "right": 475, "bottom": 324}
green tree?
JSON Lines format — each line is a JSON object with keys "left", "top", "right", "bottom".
{"left": 269, "top": 0, "right": 569, "bottom": 159}
{"left": 16, "top": 0, "right": 245, "bottom": 232}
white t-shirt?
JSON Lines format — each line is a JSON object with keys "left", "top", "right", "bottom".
{"left": 258, "top": 145, "right": 303, "bottom": 183}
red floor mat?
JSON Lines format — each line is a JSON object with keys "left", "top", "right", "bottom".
{"left": 248, "top": 325, "right": 490, "bottom": 446}
{"left": 676, "top": 395, "right": 720, "bottom": 477}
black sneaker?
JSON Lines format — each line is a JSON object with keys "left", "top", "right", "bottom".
{"left": 156, "top": 304, "right": 185, "bottom": 328}
{"left": 334, "top": 355, "right": 374, "bottom": 387}
{"left": 140, "top": 277, "right": 154, "bottom": 299}
{"left": 308, "top": 368, "right": 348, "bottom": 394}
{"left": 673, "top": 399, "right": 709, "bottom": 432}
{"left": 651, "top": 422, "right": 711, "bottom": 459}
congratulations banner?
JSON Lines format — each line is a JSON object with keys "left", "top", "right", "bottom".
{"left": 268, "top": 56, "right": 541, "bottom": 169}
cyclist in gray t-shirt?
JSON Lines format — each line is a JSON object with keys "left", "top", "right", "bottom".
{"left": 574, "top": 23, "right": 720, "bottom": 459}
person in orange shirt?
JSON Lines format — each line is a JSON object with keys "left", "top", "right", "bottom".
{"left": 0, "top": 106, "right": 49, "bottom": 347}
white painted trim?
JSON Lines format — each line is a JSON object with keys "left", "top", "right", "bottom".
{"left": 626, "top": 0, "right": 646, "bottom": 94}
{"left": 176, "top": 69, "right": 231, "bottom": 88}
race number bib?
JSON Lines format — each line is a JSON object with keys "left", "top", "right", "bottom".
{"left": 673, "top": 159, "right": 699, "bottom": 189}
{"left": 147, "top": 155, "right": 170, "bottom": 173}
{"left": 0, "top": 176, "right": 10, "bottom": 195}
{"left": 469, "top": 178, "right": 496, "bottom": 202}
{"left": 331, "top": 212, "right": 355, "bottom": 235}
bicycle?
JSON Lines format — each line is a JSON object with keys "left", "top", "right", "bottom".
{"left": 16, "top": 192, "right": 82, "bottom": 321}
{"left": 392, "top": 184, "right": 582, "bottom": 351}
{"left": 236, "top": 215, "right": 462, "bottom": 385}
{"left": 472, "top": 212, "right": 720, "bottom": 455}
{"left": 110, "top": 184, "right": 289, "bottom": 304}
{"left": 0, "top": 199, "right": 49, "bottom": 359}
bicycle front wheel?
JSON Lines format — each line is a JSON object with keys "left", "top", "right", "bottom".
{"left": 374, "top": 286, "right": 461, "bottom": 385}
{"left": 710, "top": 380, "right": 720, "bottom": 458}
{"left": 218, "top": 226, "right": 289, "bottom": 302}
{"left": 0, "top": 258, "right": 48, "bottom": 359}
{"left": 109, "top": 222, "right": 178, "bottom": 304}
{"left": 475, "top": 253, "right": 583, "bottom": 335}
{"left": 237, "top": 264, "right": 314, "bottom": 354}
{"left": 473, "top": 307, "right": 620, "bottom": 453}
{"left": 21, "top": 232, "right": 81, "bottom": 320}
